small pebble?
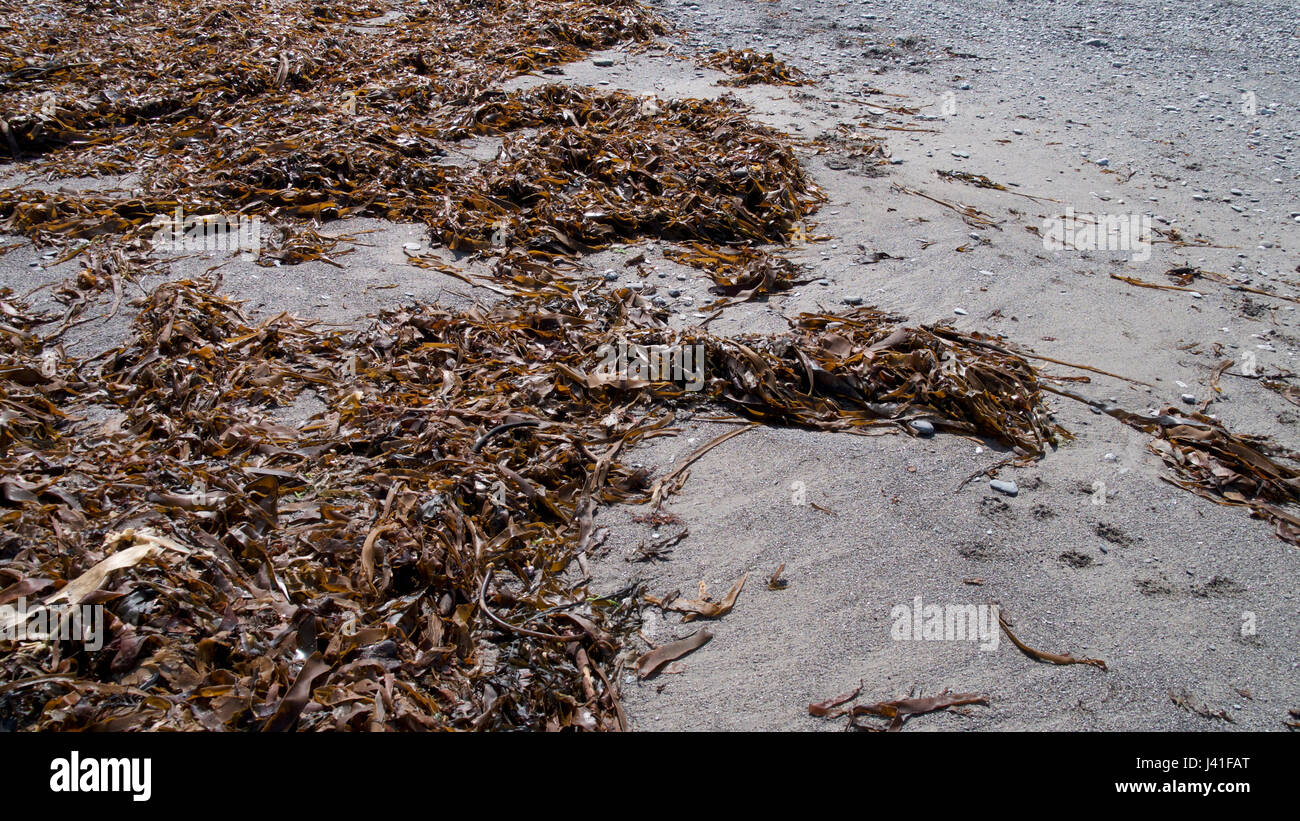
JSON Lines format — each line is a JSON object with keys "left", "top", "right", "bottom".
{"left": 989, "top": 479, "right": 1018, "bottom": 497}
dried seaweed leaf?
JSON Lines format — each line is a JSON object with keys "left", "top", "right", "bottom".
{"left": 658, "top": 573, "right": 747, "bottom": 621}
{"left": 997, "top": 611, "right": 1108, "bottom": 671}
{"left": 635, "top": 629, "right": 712, "bottom": 678}
{"left": 810, "top": 686, "right": 988, "bottom": 731}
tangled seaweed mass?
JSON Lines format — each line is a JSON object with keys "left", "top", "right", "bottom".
{"left": 1, "top": 0, "right": 1297, "bottom": 732}
{"left": 0, "top": 0, "right": 821, "bottom": 254}
{"left": 0, "top": 260, "right": 1071, "bottom": 730}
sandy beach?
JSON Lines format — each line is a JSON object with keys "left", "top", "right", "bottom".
{"left": 0, "top": 0, "right": 1296, "bottom": 732}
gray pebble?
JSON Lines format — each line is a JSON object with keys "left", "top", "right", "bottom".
{"left": 989, "top": 479, "right": 1019, "bottom": 496}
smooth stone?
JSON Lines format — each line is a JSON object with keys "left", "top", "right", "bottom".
{"left": 989, "top": 479, "right": 1019, "bottom": 496}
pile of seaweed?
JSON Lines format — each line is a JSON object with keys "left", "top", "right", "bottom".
{"left": 0, "top": 272, "right": 1065, "bottom": 730}
{"left": 706, "top": 49, "right": 809, "bottom": 87}
{"left": 0, "top": 0, "right": 820, "bottom": 257}
{"left": 1, "top": 0, "right": 664, "bottom": 168}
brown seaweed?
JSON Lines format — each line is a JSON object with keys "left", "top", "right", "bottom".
{"left": 706, "top": 49, "right": 809, "bottom": 87}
